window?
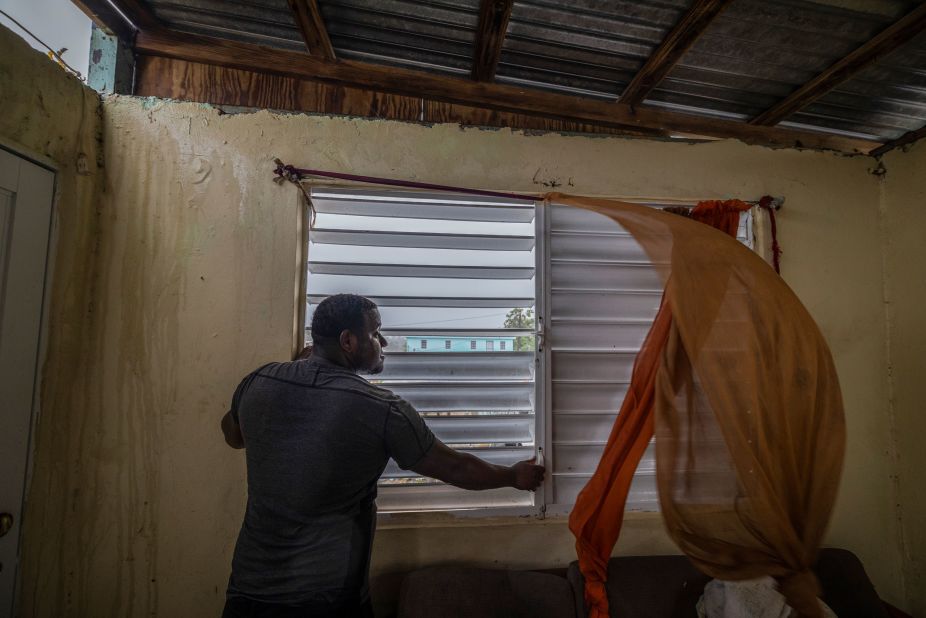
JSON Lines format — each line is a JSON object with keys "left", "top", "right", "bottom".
{"left": 306, "top": 188, "right": 538, "bottom": 512}
{"left": 544, "top": 203, "right": 752, "bottom": 513}
{"left": 305, "top": 188, "right": 753, "bottom": 515}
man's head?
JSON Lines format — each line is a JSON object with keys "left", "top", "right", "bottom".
{"left": 311, "top": 294, "right": 387, "bottom": 374}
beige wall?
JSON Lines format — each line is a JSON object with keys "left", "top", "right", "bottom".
{"left": 882, "top": 140, "right": 926, "bottom": 617}
{"left": 0, "top": 25, "right": 103, "bottom": 616}
{"left": 12, "top": 67, "right": 911, "bottom": 615}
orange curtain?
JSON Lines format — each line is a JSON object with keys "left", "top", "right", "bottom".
{"left": 556, "top": 195, "right": 844, "bottom": 618}
{"left": 566, "top": 295, "right": 670, "bottom": 618}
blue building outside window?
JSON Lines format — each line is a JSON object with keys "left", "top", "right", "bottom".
{"left": 406, "top": 336, "right": 518, "bottom": 353}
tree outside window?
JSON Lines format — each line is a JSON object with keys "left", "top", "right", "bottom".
{"left": 504, "top": 308, "right": 535, "bottom": 351}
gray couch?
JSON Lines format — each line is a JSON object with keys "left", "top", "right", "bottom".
{"left": 397, "top": 549, "right": 888, "bottom": 618}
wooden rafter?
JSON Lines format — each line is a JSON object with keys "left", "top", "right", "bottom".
{"left": 751, "top": 3, "right": 926, "bottom": 126}
{"left": 72, "top": 0, "right": 136, "bottom": 43}
{"left": 472, "top": 0, "right": 514, "bottom": 81}
{"left": 72, "top": 0, "right": 161, "bottom": 39}
{"left": 134, "top": 29, "right": 881, "bottom": 153}
{"left": 108, "top": 0, "right": 162, "bottom": 32}
{"left": 287, "top": 0, "right": 336, "bottom": 61}
{"left": 870, "top": 124, "right": 926, "bottom": 157}
{"left": 619, "top": 0, "right": 732, "bottom": 106}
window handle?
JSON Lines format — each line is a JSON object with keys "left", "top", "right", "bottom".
{"left": 536, "top": 316, "right": 545, "bottom": 352}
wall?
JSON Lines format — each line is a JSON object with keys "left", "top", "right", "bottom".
{"left": 0, "top": 24, "right": 103, "bottom": 616}
{"left": 881, "top": 140, "right": 926, "bottom": 616}
{"left": 17, "top": 89, "right": 907, "bottom": 615}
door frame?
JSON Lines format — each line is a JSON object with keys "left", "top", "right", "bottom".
{"left": 0, "top": 141, "right": 60, "bottom": 616}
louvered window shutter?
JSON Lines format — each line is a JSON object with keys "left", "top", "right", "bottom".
{"left": 546, "top": 203, "right": 753, "bottom": 511}
{"left": 306, "top": 190, "right": 752, "bottom": 514}
{"left": 306, "top": 189, "right": 540, "bottom": 512}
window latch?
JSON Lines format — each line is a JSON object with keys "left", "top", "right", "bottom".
{"left": 536, "top": 315, "right": 545, "bottom": 353}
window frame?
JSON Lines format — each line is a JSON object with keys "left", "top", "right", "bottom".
{"left": 300, "top": 189, "right": 755, "bottom": 522}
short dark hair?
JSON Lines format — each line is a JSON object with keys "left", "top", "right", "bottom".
{"left": 311, "top": 294, "right": 378, "bottom": 344}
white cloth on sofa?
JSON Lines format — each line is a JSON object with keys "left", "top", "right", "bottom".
{"left": 696, "top": 577, "right": 837, "bottom": 618}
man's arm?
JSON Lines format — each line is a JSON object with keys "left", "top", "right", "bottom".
{"left": 221, "top": 410, "right": 245, "bottom": 449}
{"left": 409, "top": 440, "right": 544, "bottom": 491}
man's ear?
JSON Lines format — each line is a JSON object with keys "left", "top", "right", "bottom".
{"left": 338, "top": 329, "right": 357, "bottom": 353}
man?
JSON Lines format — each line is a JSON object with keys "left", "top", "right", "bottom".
{"left": 220, "top": 294, "right": 545, "bottom": 617}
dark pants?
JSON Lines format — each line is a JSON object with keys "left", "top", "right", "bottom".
{"left": 222, "top": 596, "right": 374, "bottom": 618}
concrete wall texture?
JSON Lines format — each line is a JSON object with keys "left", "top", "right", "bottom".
{"left": 3, "top": 22, "right": 924, "bottom": 617}
{"left": 882, "top": 140, "right": 926, "bottom": 617}
{"left": 0, "top": 24, "right": 104, "bottom": 616}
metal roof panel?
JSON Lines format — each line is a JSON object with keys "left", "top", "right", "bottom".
{"left": 138, "top": 0, "right": 926, "bottom": 144}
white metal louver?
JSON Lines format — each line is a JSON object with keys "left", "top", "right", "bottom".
{"left": 306, "top": 188, "right": 541, "bottom": 513}
{"left": 545, "top": 203, "right": 752, "bottom": 512}
{"left": 306, "top": 188, "right": 753, "bottom": 515}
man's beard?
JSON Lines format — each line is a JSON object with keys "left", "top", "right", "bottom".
{"left": 365, "top": 352, "right": 385, "bottom": 374}
{"left": 356, "top": 344, "right": 385, "bottom": 375}
{"left": 366, "top": 362, "right": 385, "bottom": 375}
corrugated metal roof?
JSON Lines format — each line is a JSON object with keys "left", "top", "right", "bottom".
{"left": 495, "top": 0, "right": 690, "bottom": 99}
{"left": 143, "top": 0, "right": 926, "bottom": 143}
{"left": 654, "top": 0, "right": 925, "bottom": 140}
{"left": 797, "top": 28, "right": 926, "bottom": 139}
{"left": 319, "top": 0, "right": 479, "bottom": 74}
{"left": 147, "top": 0, "right": 305, "bottom": 51}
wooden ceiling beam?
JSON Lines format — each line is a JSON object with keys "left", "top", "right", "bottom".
{"left": 134, "top": 29, "right": 882, "bottom": 153}
{"left": 72, "top": 0, "right": 137, "bottom": 44}
{"left": 107, "top": 0, "right": 163, "bottom": 33}
{"left": 619, "top": 0, "right": 732, "bottom": 106}
{"left": 751, "top": 3, "right": 926, "bottom": 126}
{"left": 870, "top": 124, "right": 926, "bottom": 157}
{"left": 287, "top": 0, "right": 336, "bottom": 61}
{"left": 472, "top": 0, "right": 514, "bottom": 81}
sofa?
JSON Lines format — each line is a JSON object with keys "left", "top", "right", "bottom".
{"left": 397, "top": 549, "right": 889, "bottom": 618}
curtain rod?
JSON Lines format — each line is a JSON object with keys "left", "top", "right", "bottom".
{"left": 274, "top": 160, "right": 539, "bottom": 202}
{"left": 272, "top": 160, "right": 783, "bottom": 209}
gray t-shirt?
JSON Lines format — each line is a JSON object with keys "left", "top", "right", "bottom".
{"left": 226, "top": 357, "right": 435, "bottom": 608}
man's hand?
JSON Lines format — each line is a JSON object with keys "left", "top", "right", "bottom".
{"left": 511, "top": 457, "right": 545, "bottom": 491}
